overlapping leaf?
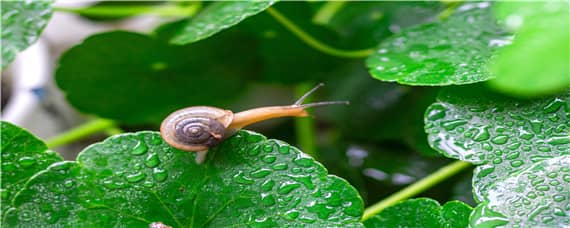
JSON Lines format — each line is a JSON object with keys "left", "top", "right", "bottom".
{"left": 363, "top": 198, "right": 471, "bottom": 227}
{"left": 56, "top": 31, "right": 258, "bottom": 124}
{"left": 0, "top": 122, "right": 63, "bottom": 221}
{"left": 1, "top": 0, "right": 53, "bottom": 68}
{"left": 366, "top": 2, "right": 509, "bottom": 85}
{"left": 170, "top": 1, "right": 277, "bottom": 44}
{"left": 4, "top": 128, "right": 364, "bottom": 227}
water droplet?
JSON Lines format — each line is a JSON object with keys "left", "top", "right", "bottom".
{"left": 143, "top": 181, "right": 154, "bottom": 188}
{"left": 250, "top": 169, "right": 272, "bottom": 178}
{"left": 442, "top": 120, "right": 468, "bottom": 131}
{"left": 18, "top": 157, "right": 36, "bottom": 167}
{"left": 291, "top": 175, "right": 314, "bottom": 190}
{"left": 277, "top": 182, "right": 301, "bottom": 194}
{"left": 553, "top": 195, "right": 566, "bottom": 202}
{"left": 473, "top": 127, "right": 490, "bottom": 141}
{"left": 536, "top": 185, "right": 550, "bottom": 191}
{"left": 293, "top": 157, "right": 313, "bottom": 167}
{"left": 272, "top": 163, "right": 288, "bottom": 170}
{"left": 527, "top": 192, "right": 537, "bottom": 199}
{"left": 477, "top": 166, "right": 494, "bottom": 178}
{"left": 278, "top": 145, "right": 290, "bottom": 154}
{"left": 283, "top": 210, "right": 299, "bottom": 220}
{"left": 529, "top": 120, "right": 543, "bottom": 134}
{"left": 262, "top": 144, "right": 273, "bottom": 152}
{"left": 126, "top": 172, "right": 145, "bottom": 183}
{"left": 261, "top": 155, "right": 276, "bottom": 164}
{"left": 246, "top": 133, "right": 264, "bottom": 143}
{"left": 491, "top": 135, "right": 508, "bottom": 145}
{"left": 247, "top": 145, "right": 261, "bottom": 156}
{"left": 131, "top": 140, "right": 148, "bottom": 155}
{"left": 261, "top": 179, "right": 274, "bottom": 192}
{"left": 233, "top": 171, "right": 254, "bottom": 185}
{"left": 427, "top": 105, "right": 446, "bottom": 121}
{"left": 548, "top": 136, "right": 570, "bottom": 145}
{"left": 506, "top": 151, "right": 520, "bottom": 160}
{"left": 63, "top": 179, "right": 74, "bottom": 188}
{"left": 261, "top": 194, "right": 276, "bottom": 206}
{"left": 510, "top": 160, "right": 523, "bottom": 167}
{"left": 492, "top": 158, "right": 502, "bottom": 164}
{"left": 152, "top": 168, "right": 167, "bottom": 182}
{"left": 144, "top": 153, "right": 160, "bottom": 168}
{"left": 506, "top": 142, "right": 521, "bottom": 150}
{"left": 543, "top": 98, "right": 564, "bottom": 113}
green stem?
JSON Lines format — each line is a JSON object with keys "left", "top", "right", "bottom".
{"left": 46, "top": 119, "right": 118, "bottom": 149}
{"left": 361, "top": 160, "right": 472, "bottom": 221}
{"left": 266, "top": 7, "right": 373, "bottom": 58}
{"left": 437, "top": 1, "right": 461, "bottom": 20}
{"left": 312, "top": 1, "right": 346, "bottom": 25}
{"left": 294, "top": 83, "right": 318, "bottom": 159}
{"left": 54, "top": 3, "right": 201, "bottom": 18}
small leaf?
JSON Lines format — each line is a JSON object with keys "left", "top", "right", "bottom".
{"left": 424, "top": 86, "right": 570, "bottom": 200}
{"left": 56, "top": 31, "right": 258, "bottom": 124}
{"left": 5, "top": 131, "right": 364, "bottom": 227}
{"left": 488, "top": 1, "right": 570, "bottom": 97}
{"left": 1, "top": 0, "right": 53, "bottom": 69}
{"left": 470, "top": 156, "right": 570, "bottom": 227}
{"left": 363, "top": 198, "right": 472, "bottom": 228}
{"left": 366, "top": 2, "right": 509, "bottom": 86}
{"left": 0, "top": 121, "right": 63, "bottom": 220}
{"left": 170, "top": 1, "right": 277, "bottom": 45}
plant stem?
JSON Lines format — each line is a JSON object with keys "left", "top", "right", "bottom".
{"left": 46, "top": 119, "right": 119, "bottom": 149}
{"left": 312, "top": 1, "right": 346, "bottom": 25}
{"left": 54, "top": 3, "right": 201, "bottom": 18}
{"left": 361, "top": 160, "right": 472, "bottom": 221}
{"left": 437, "top": 1, "right": 461, "bottom": 20}
{"left": 266, "top": 7, "right": 373, "bottom": 58}
{"left": 294, "top": 83, "right": 318, "bottom": 159}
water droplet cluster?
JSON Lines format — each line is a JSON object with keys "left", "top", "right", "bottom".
{"left": 426, "top": 91, "right": 570, "bottom": 200}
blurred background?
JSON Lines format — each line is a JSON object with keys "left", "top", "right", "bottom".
{"left": 8, "top": 1, "right": 539, "bottom": 208}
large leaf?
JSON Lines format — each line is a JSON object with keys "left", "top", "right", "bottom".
{"left": 56, "top": 31, "right": 258, "bottom": 124}
{"left": 5, "top": 130, "right": 364, "bottom": 227}
{"left": 363, "top": 198, "right": 472, "bottom": 228}
{"left": 425, "top": 86, "right": 570, "bottom": 200}
{"left": 488, "top": 1, "right": 570, "bottom": 97}
{"left": 470, "top": 156, "right": 570, "bottom": 227}
{"left": 1, "top": 0, "right": 53, "bottom": 69}
{"left": 366, "top": 2, "right": 509, "bottom": 86}
{"left": 170, "top": 1, "right": 277, "bottom": 45}
{"left": 0, "top": 121, "right": 63, "bottom": 220}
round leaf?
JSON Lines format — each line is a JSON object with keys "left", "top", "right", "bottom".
{"left": 470, "top": 156, "right": 570, "bottom": 227}
{"left": 1, "top": 0, "right": 53, "bottom": 68}
{"left": 0, "top": 121, "right": 63, "bottom": 220}
{"left": 425, "top": 86, "right": 570, "bottom": 200}
{"left": 6, "top": 131, "right": 364, "bottom": 227}
{"left": 363, "top": 198, "right": 472, "bottom": 227}
{"left": 56, "top": 31, "right": 258, "bottom": 124}
{"left": 366, "top": 2, "right": 509, "bottom": 86}
{"left": 170, "top": 1, "right": 277, "bottom": 45}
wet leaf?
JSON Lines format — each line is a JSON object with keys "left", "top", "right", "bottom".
{"left": 489, "top": 1, "right": 570, "bottom": 97}
{"left": 470, "top": 156, "right": 570, "bottom": 227}
{"left": 5, "top": 131, "right": 364, "bottom": 227}
{"left": 424, "top": 85, "right": 570, "bottom": 201}
{"left": 366, "top": 2, "right": 509, "bottom": 86}
{"left": 170, "top": 1, "right": 277, "bottom": 45}
{"left": 1, "top": 0, "right": 53, "bottom": 69}
{"left": 0, "top": 121, "right": 63, "bottom": 220}
{"left": 363, "top": 198, "right": 471, "bottom": 227}
{"left": 56, "top": 31, "right": 258, "bottom": 124}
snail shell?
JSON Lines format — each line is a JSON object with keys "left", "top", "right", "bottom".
{"left": 160, "top": 106, "right": 233, "bottom": 151}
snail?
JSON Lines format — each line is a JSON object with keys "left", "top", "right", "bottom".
{"left": 160, "top": 83, "right": 348, "bottom": 164}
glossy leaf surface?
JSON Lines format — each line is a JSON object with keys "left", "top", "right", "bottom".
{"left": 366, "top": 2, "right": 509, "bottom": 85}
{"left": 0, "top": 121, "right": 63, "bottom": 220}
{"left": 363, "top": 198, "right": 471, "bottom": 227}
{"left": 425, "top": 86, "right": 570, "bottom": 200}
{"left": 56, "top": 31, "right": 257, "bottom": 124}
{"left": 5, "top": 130, "right": 364, "bottom": 227}
{"left": 170, "top": 1, "right": 277, "bottom": 45}
{"left": 489, "top": 1, "right": 570, "bottom": 97}
{"left": 1, "top": 0, "right": 53, "bottom": 68}
{"left": 470, "top": 156, "right": 570, "bottom": 227}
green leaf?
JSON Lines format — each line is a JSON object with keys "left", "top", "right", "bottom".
{"left": 170, "top": 1, "right": 277, "bottom": 45}
{"left": 424, "top": 86, "right": 570, "bottom": 201}
{"left": 470, "top": 156, "right": 570, "bottom": 227}
{"left": 55, "top": 31, "right": 258, "bottom": 124}
{"left": 5, "top": 131, "right": 364, "bottom": 227}
{"left": 1, "top": 0, "right": 53, "bottom": 69}
{"left": 363, "top": 198, "right": 472, "bottom": 228}
{"left": 366, "top": 2, "right": 509, "bottom": 86}
{"left": 0, "top": 121, "right": 63, "bottom": 220}
{"left": 488, "top": 2, "right": 570, "bottom": 97}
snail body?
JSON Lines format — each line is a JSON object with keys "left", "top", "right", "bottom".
{"left": 160, "top": 83, "right": 347, "bottom": 164}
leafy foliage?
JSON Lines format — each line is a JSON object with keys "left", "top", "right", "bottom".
{"left": 488, "top": 1, "right": 570, "bottom": 97}
{"left": 56, "top": 31, "right": 257, "bottom": 124}
{"left": 2, "top": 125, "right": 363, "bottom": 227}
{"left": 0, "top": 122, "right": 63, "bottom": 221}
{"left": 1, "top": 0, "right": 53, "bottom": 68}
{"left": 170, "top": 1, "right": 277, "bottom": 44}
{"left": 363, "top": 198, "right": 472, "bottom": 227}
{"left": 366, "top": 2, "right": 509, "bottom": 85}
